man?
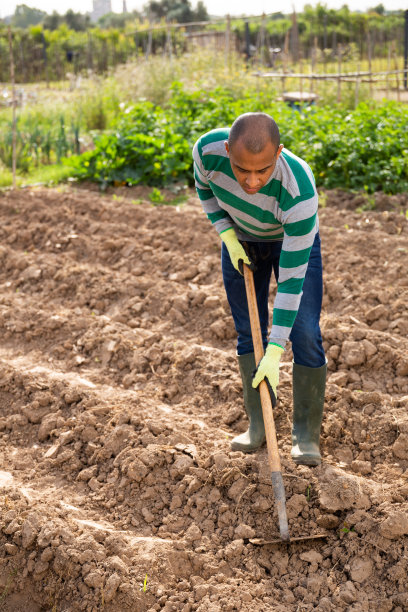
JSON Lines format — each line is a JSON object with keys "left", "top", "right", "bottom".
{"left": 192, "top": 112, "right": 326, "bottom": 466}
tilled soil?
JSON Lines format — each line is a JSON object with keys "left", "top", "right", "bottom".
{"left": 0, "top": 185, "right": 407, "bottom": 612}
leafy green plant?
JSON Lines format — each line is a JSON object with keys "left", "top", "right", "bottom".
{"left": 65, "top": 85, "right": 408, "bottom": 194}
{"left": 340, "top": 523, "right": 355, "bottom": 535}
{"left": 149, "top": 187, "right": 165, "bottom": 204}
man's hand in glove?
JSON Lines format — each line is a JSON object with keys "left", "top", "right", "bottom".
{"left": 220, "top": 228, "right": 255, "bottom": 275}
{"left": 252, "top": 343, "right": 285, "bottom": 400}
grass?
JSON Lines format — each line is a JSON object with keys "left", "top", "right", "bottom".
{"left": 0, "top": 163, "right": 75, "bottom": 189}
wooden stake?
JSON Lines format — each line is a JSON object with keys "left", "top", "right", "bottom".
{"left": 367, "top": 30, "right": 373, "bottom": 99}
{"left": 166, "top": 25, "right": 173, "bottom": 61}
{"left": 225, "top": 14, "right": 231, "bottom": 72}
{"left": 310, "top": 36, "right": 317, "bottom": 95}
{"left": 392, "top": 41, "right": 401, "bottom": 102}
{"left": 7, "top": 26, "right": 17, "bottom": 189}
{"left": 355, "top": 60, "right": 360, "bottom": 107}
{"left": 146, "top": 26, "right": 152, "bottom": 59}
{"left": 337, "top": 43, "right": 342, "bottom": 103}
{"left": 260, "top": 13, "right": 265, "bottom": 66}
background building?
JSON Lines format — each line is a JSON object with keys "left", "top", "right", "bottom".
{"left": 91, "top": 0, "right": 112, "bottom": 22}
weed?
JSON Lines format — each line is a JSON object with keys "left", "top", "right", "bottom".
{"left": 149, "top": 188, "right": 165, "bottom": 204}
{"left": 356, "top": 192, "right": 376, "bottom": 213}
{"left": 340, "top": 523, "right": 355, "bottom": 535}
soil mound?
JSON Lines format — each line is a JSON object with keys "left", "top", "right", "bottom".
{"left": 0, "top": 186, "right": 407, "bottom": 611}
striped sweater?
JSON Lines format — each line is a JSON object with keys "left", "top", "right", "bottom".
{"left": 192, "top": 127, "right": 319, "bottom": 349}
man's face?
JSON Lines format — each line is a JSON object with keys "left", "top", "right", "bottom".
{"left": 225, "top": 140, "right": 283, "bottom": 195}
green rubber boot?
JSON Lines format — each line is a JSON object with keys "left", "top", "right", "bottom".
{"left": 291, "top": 361, "right": 327, "bottom": 466}
{"left": 231, "top": 352, "right": 266, "bottom": 452}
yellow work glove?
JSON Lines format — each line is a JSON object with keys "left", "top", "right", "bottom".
{"left": 252, "top": 343, "right": 285, "bottom": 401}
{"left": 220, "top": 228, "right": 254, "bottom": 275}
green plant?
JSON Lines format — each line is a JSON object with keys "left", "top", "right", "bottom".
{"left": 66, "top": 85, "right": 408, "bottom": 194}
{"left": 149, "top": 187, "right": 165, "bottom": 204}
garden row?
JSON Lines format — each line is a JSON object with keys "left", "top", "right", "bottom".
{"left": 67, "top": 85, "right": 408, "bottom": 195}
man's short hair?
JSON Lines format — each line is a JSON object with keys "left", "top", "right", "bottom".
{"left": 228, "top": 112, "right": 280, "bottom": 154}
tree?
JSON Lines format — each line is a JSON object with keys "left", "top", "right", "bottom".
{"left": 97, "top": 10, "right": 141, "bottom": 28}
{"left": 194, "top": 1, "right": 208, "bottom": 22}
{"left": 12, "top": 4, "right": 46, "bottom": 28}
{"left": 64, "top": 10, "right": 90, "bottom": 32}
{"left": 370, "top": 4, "right": 385, "bottom": 15}
{"left": 42, "top": 10, "right": 90, "bottom": 32}
{"left": 144, "top": 0, "right": 209, "bottom": 23}
{"left": 42, "top": 11, "right": 61, "bottom": 30}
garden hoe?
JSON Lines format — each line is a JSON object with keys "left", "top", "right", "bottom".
{"left": 242, "top": 264, "right": 327, "bottom": 546}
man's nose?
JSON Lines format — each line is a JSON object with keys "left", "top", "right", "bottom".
{"left": 245, "top": 173, "right": 260, "bottom": 187}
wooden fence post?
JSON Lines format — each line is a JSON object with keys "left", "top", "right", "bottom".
{"left": 165, "top": 25, "right": 173, "bottom": 61}
{"left": 87, "top": 31, "right": 93, "bottom": 72}
{"left": 355, "top": 59, "right": 360, "bottom": 107}
{"left": 392, "top": 41, "right": 401, "bottom": 101}
{"left": 7, "top": 26, "right": 17, "bottom": 189}
{"left": 225, "top": 14, "right": 231, "bottom": 71}
{"left": 367, "top": 30, "right": 373, "bottom": 99}
{"left": 337, "top": 43, "right": 342, "bottom": 102}
{"left": 259, "top": 13, "right": 266, "bottom": 66}
{"left": 310, "top": 36, "right": 317, "bottom": 94}
{"left": 41, "top": 31, "right": 49, "bottom": 88}
{"left": 245, "top": 21, "right": 250, "bottom": 65}
{"left": 146, "top": 26, "right": 153, "bottom": 60}
{"left": 291, "top": 9, "right": 299, "bottom": 64}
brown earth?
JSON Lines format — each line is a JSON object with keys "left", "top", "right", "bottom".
{"left": 0, "top": 185, "right": 407, "bottom": 612}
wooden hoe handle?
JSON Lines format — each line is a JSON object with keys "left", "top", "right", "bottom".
{"left": 243, "top": 264, "right": 289, "bottom": 540}
{"left": 243, "top": 265, "right": 282, "bottom": 473}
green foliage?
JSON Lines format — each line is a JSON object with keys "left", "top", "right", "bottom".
{"left": 146, "top": 0, "right": 209, "bottom": 22}
{"left": 66, "top": 84, "right": 408, "bottom": 194}
{"left": 0, "top": 114, "right": 80, "bottom": 172}
{"left": 1, "top": 4, "right": 406, "bottom": 84}
{"left": 0, "top": 23, "right": 186, "bottom": 83}
{"left": 11, "top": 4, "right": 46, "bottom": 28}
{"left": 149, "top": 188, "right": 165, "bottom": 203}
{"left": 42, "top": 9, "right": 91, "bottom": 32}
{"left": 288, "top": 102, "right": 408, "bottom": 193}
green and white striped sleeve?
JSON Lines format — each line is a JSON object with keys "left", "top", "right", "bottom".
{"left": 192, "top": 138, "right": 233, "bottom": 235}
{"left": 269, "top": 192, "right": 318, "bottom": 348}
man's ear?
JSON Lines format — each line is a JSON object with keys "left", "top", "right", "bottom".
{"left": 277, "top": 144, "right": 284, "bottom": 158}
{"left": 225, "top": 141, "right": 230, "bottom": 155}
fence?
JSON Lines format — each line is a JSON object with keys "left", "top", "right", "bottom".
{"left": 1, "top": 9, "right": 408, "bottom": 85}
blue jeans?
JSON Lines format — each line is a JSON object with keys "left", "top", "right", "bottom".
{"left": 221, "top": 233, "right": 326, "bottom": 368}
